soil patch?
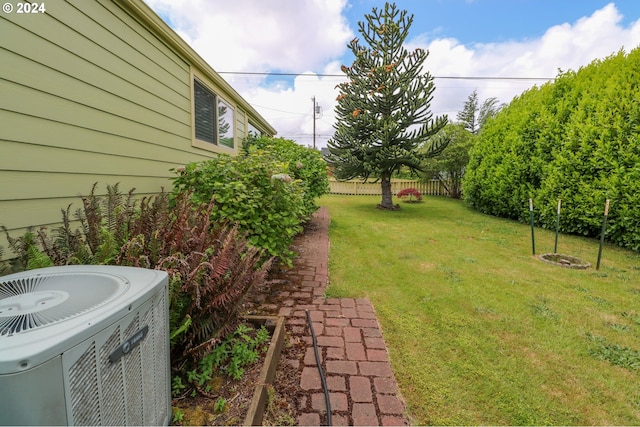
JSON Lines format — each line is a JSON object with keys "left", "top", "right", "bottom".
{"left": 538, "top": 253, "right": 591, "bottom": 269}
{"left": 172, "top": 357, "right": 264, "bottom": 426}
{"left": 171, "top": 316, "right": 289, "bottom": 426}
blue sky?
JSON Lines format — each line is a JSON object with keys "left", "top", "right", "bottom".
{"left": 146, "top": 0, "right": 640, "bottom": 147}
{"left": 344, "top": 1, "right": 640, "bottom": 45}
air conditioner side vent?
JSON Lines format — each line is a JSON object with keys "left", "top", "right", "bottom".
{"left": 101, "top": 326, "right": 126, "bottom": 426}
{"left": 140, "top": 291, "right": 170, "bottom": 425}
{"left": 124, "top": 314, "right": 144, "bottom": 426}
{"left": 69, "top": 343, "right": 100, "bottom": 426}
{"left": 66, "top": 287, "right": 168, "bottom": 426}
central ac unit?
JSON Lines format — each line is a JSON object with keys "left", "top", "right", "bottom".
{"left": 0, "top": 265, "right": 170, "bottom": 426}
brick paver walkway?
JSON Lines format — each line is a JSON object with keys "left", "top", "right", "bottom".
{"left": 254, "top": 207, "right": 410, "bottom": 426}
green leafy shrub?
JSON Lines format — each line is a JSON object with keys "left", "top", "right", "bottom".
{"left": 171, "top": 153, "right": 307, "bottom": 265}
{"left": 243, "top": 135, "right": 329, "bottom": 217}
{"left": 464, "top": 47, "right": 640, "bottom": 250}
{"left": 171, "top": 136, "right": 328, "bottom": 265}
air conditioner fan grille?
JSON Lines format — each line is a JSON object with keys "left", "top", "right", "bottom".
{"left": 0, "top": 273, "right": 127, "bottom": 336}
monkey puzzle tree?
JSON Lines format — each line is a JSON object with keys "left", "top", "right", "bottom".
{"left": 326, "top": 2, "right": 448, "bottom": 209}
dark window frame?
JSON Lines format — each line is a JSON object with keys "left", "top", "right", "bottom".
{"left": 193, "top": 78, "right": 235, "bottom": 149}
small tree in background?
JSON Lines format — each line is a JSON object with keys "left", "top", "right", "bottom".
{"left": 397, "top": 188, "right": 423, "bottom": 203}
{"left": 456, "top": 90, "right": 479, "bottom": 134}
{"left": 421, "top": 123, "right": 475, "bottom": 199}
{"left": 457, "top": 89, "right": 504, "bottom": 134}
{"left": 326, "top": 2, "right": 448, "bottom": 210}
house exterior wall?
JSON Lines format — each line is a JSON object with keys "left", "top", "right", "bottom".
{"left": 0, "top": 0, "right": 275, "bottom": 256}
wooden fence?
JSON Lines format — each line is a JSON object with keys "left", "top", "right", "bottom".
{"left": 329, "top": 179, "right": 451, "bottom": 196}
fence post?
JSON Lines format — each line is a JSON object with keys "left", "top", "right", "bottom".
{"left": 529, "top": 198, "right": 536, "bottom": 255}
{"left": 596, "top": 199, "right": 610, "bottom": 270}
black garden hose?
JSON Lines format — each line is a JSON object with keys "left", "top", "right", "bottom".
{"left": 306, "top": 309, "right": 332, "bottom": 426}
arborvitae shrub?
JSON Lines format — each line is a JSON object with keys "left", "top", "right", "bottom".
{"left": 464, "top": 48, "right": 640, "bottom": 250}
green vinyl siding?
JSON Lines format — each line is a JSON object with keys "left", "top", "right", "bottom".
{"left": 0, "top": 78, "right": 189, "bottom": 149}
{"left": 0, "top": 110, "right": 201, "bottom": 165}
{"left": 236, "top": 108, "right": 247, "bottom": 141}
{"left": 0, "top": 140, "right": 178, "bottom": 177}
{"left": 1, "top": 198, "right": 102, "bottom": 232}
{"left": 1, "top": 171, "right": 170, "bottom": 201}
{"left": 0, "top": 0, "right": 275, "bottom": 260}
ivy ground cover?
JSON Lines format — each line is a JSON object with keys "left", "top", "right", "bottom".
{"left": 323, "top": 195, "right": 640, "bottom": 425}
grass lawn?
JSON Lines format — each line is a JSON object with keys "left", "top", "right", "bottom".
{"left": 322, "top": 194, "right": 640, "bottom": 425}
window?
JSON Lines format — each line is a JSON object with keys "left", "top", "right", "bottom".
{"left": 193, "top": 78, "right": 235, "bottom": 149}
{"left": 248, "top": 122, "right": 261, "bottom": 137}
{"left": 218, "top": 99, "right": 234, "bottom": 148}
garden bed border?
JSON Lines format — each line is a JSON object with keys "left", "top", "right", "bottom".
{"left": 242, "top": 315, "right": 285, "bottom": 426}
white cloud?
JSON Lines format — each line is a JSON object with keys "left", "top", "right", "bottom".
{"left": 147, "top": 1, "right": 640, "bottom": 148}
{"left": 416, "top": 3, "right": 640, "bottom": 121}
{"left": 145, "top": 0, "right": 353, "bottom": 147}
{"left": 145, "top": 0, "right": 353, "bottom": 73}
{"left": 246, "top": 62, "right": 346, "bottom": 148}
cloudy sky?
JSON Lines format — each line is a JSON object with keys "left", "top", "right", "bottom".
{"left": 145, "top": 0, "right": 640, "bottom": 148}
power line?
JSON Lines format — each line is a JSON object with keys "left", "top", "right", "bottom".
{"left": 252, "top": 104, "right": 308, "bottom": 116}
{"left": 217, "top": 71, "right": 554, "bottom": 81}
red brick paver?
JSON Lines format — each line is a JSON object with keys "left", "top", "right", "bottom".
{"left": 253, "top": 207, "right": 409, "bottom": 426}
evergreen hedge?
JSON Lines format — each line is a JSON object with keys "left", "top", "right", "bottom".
{"left": 463, "top": 48, "right": 640, "bottom": 250}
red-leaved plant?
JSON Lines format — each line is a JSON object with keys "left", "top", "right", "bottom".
{"left": 118, "top": 191, "right": 272, "bottom": 365}
{"left": 4, "top": 184, "right": 271, "bottom": 367}
{"left": 397, "top": 187, "right": 423, "bottom": 202}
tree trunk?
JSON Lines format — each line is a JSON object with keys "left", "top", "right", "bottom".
{"left": 450, "top": 175, "right": 461, "bottom": 199}
{"left": 378, "top": 175, "right": 398, "bottom": 210}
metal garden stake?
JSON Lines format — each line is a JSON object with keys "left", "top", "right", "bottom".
{"left": 554, "top": 199, "right": 561, "bottom": 253}
{"left": 529, "top": 198, "right": 535, "bottom": 255}
{"left": 596, "top": 199, "right": 610, "bottom": 270}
